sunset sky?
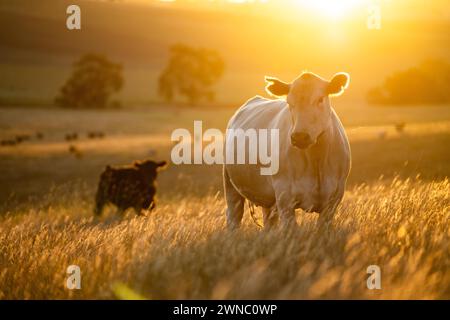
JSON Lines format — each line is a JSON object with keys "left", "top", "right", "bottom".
{"left": 0, "top": 0, "right": 448, "bottom": 104}
{"left": 122, "top": 0, "right": 450, "bottom": 21}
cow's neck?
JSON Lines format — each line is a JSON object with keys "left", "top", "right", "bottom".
{"left": 289, "top": 124, "right": 334, "bottom": 163}
{"left": 312, "top": 124, "right": 334, "bottom": 160}
{"left": 313, "top": 124, "right": 336, "bottom": 205}
{"left": 290, "top": 123, "right": 334, "bottom": 194}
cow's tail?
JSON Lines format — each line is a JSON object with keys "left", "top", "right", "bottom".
{"left": 248, "top": 201, "right": 263, "bottom": 229}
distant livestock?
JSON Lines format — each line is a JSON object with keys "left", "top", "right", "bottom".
{"left": 68, "top": 145, "right": 83, "bottom": 159}
{"left": 1, "top": 139, "right": 17, "bottom": 146}
{"left": 65, "top": 133, "right": 78, "bottom": 141}
{"left": 395, "top": 122, "right": 406, "bottom": 133}
{"left": 224, "top": 72, "right": 351, "bottom": 229}
{"left": 87, "top": 131, "right": 105, "bottom": 139}
{"left": 95, "top": 159, "right": 167, "bottom": 216}
{"left": 1, "top": 134, "right": 32, "bottom": 146}
{"left": 15, "top": 134, "right": 31, "bottom": 143}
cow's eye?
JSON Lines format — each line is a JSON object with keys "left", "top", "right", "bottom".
{"left": 317, "top": 97, "right": 325, "bottom": 105}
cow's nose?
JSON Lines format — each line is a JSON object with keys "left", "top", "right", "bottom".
{"left": 291, "top": 132, "right": 312, "bottom": 149}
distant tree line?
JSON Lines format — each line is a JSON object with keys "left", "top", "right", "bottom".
{"left": 367, "top": 59, "right": 450, "bottom": 106}
{"left": 158, "top": 44, "right": 225, "bottom": 105}
{"left": 56, "top": 44, "right": 225, "bottom": 108}
{"left": 56, "top": 53, "right": 123, "bottom": 109}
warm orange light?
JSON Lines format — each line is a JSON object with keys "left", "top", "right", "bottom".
{"left": 294, "top": 0, "right": 367, "bottom": 19}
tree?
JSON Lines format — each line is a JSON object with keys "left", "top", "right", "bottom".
{"left": 158, "top": 44, "right": 225, "bottom": 105}
{"left": 367, "top": 59, "right": 450, "bottom": 105}
{"left": 56, "top": 53, "right": 124, "bottom": 108}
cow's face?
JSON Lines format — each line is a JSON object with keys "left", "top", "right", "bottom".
{"left": 265, "top": 72, "right": 349, "bottom": 149}
{"left": 134, "top": 160, "right": 167, "bottom": 180}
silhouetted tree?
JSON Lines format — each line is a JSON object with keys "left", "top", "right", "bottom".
{"left": 158, "top": 44, "right": 225, "bottom": 105}
{"left": 56, "top": 53, "right": 124, "bottom": 108}
{"left": 367, "top": 59, "right": 450, "bottom": 105}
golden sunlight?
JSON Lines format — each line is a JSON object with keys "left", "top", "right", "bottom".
{"left": 294, "top": 0, "right": 368, "bottom": 19}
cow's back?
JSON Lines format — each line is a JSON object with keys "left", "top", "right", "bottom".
{"left": 227, "top": 96, "right": 288, "bottom": 131}
{"left": 103, "top": 167, "right": 149, "bottom": 208}
{"left": 225, "top": 96, "right": 289, "bottom": 207}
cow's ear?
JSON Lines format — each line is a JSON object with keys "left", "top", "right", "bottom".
{"left": 327, "top": 72, "right": 350, "bottom": 96}
{"left": 265, "top": 76, "right": 291, "bottom": 97}
{"left": 156, "top": 160, "right": 167, "bottom": 169}
{"left": 133, "top": 160, "right": 143, "bottom": 167}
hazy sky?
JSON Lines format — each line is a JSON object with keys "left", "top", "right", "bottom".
{"left": 111, "top": 0, "right": 450, "bottom": 21}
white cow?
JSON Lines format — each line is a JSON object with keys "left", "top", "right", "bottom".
{"left": 223, "top": 72, "right": 351, "bottom": 229}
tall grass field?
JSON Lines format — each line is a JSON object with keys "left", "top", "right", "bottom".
{"left": 0, "top": 104, "right": 449, "bottom": 299}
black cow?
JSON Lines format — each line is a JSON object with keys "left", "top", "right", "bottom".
{"left": 94, "top": 159, "right": 167, "bottom": 216}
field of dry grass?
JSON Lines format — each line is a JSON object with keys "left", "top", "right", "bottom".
{"left": 0, "top": 177, "right": 448, "bottom": 299}
{"left": 0, "top": 104, "right": 449, "bottom": 299}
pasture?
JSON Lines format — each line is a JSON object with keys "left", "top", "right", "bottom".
{"left": 0, "top": 103, "right": 449, "bottom": 299}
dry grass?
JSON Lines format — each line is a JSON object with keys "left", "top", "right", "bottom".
{"left": 0, "top": 105, "right": 449, "bottom": 299}
{"left": 0, "top": 177, "right": 448, "bottom": 300}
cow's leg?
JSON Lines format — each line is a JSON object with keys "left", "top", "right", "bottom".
{"left": 134, "top": 206, "right": 145, "bottom": 216}
{"left": 262, "top": 207, "right": 278, "bottom": 229}
{"left": 116, "top": 206, "right": 125, "bottom": 216}
{"left": 318, "top": 187, "right": 344, "bottom": 226}
{"left": 94, "top": 196, "right": 104, "bottom": 217}
{"left": 94, "top": 186, "right": 106, "bottom": 217}
{"left": 318, "top": 207, "right": 335, "bottom": 228}
{"left": 274, "top": 188, "right": 296, "bottom": 227}
{"left": 140, "top": 198, "right": 155, "bottom": 216}
{"left": 223, "top": 167, "right": 244, "bottom": 229}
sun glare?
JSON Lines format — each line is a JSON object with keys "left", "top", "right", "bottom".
{"left": 295, "top": 0, "right": 366, "bottom": 19}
